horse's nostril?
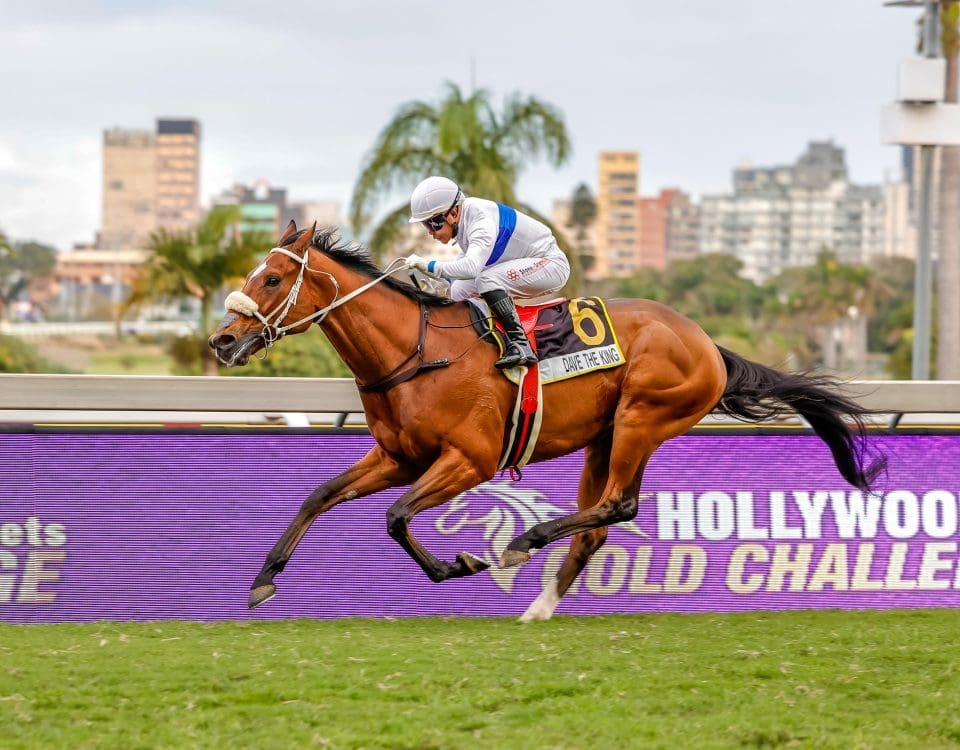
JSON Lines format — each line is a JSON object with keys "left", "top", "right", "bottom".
{"left": 208, "top": 333, "right": 235, "bottom": 349}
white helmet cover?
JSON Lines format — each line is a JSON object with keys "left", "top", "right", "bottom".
{"left": 409, "top": 176, "right": 463, "bottom": 222}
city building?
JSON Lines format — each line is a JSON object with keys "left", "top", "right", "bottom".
{"left": 99, "top": 118, "right": 201, "bottom": 250}
{"left": 44, "top": 248, "right": 147, "bottom": 320}
{"left": 882, "top": 176, "right": 917, "bottom": 260}
{"left": 289, "top": 200, "right": 346, "bottom": 235}
{"left": 637, "top": 193, "right": 667, "bottom": 272}
{"left": 213, "top": 182, "right": 346, "bottom": 241}
{"left": 700, "top": 141, "right": 910, "bottom": 283}
{"left": 213, "top": 180, "right": 288, "bottom": 236}
{"left": 594, "top": 151, "right": 640, "bottom": 279}
{"left": 155, "top": 119, "right": 201, "bottom": 234}
{"left": 662, "top": 189, "right": 701, "bottom": 266}
{"left": 100, "top": 129, "right": 156, "bottom": 250}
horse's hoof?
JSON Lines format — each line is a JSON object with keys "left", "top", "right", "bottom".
{"left": 457, "top": 551, "right": 490, "bottom": 574}
{"left": 249, "top": 583, "right": 277, "bottom": 609}
{"left": 499, "top": 549, "right": 531, "bottom": 569}
{"left": 518, "top": 609, "right": 551, "bottom": 624}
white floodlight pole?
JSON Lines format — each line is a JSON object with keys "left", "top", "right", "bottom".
{"left": 882, "top": 0, "right": 960, "bottom": 379}
{"left": 915, "top": 2, "right": 940, "bottom": 379}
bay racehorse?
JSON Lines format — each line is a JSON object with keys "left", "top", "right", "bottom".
{"left": 208, "top": 222, "right": 885, "bottom": 622}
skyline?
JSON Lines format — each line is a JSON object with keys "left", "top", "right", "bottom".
{"left": 0, "top": 2, "right": 919, "bottom": 250}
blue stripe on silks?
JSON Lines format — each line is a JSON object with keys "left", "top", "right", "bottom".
{"left": 485, "top": 203, "right": 517, "bottom": 267}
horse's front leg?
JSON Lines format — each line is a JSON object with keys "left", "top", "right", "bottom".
{"left": 250, "top": 445, "right": 414, "bottom": 608}
{"left": 386, "top": 448, "right": 493, "bottom": 583}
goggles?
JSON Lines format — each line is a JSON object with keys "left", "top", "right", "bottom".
{"left": 420, "top": 188, "right": 461, "bottom": 232}
{"left": 422, "top": 212, "right": 449, "bottom": 232}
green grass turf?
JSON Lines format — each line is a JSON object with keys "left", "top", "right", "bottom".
{"left": 2, "top": 609, "right": 959, "bottom": 749}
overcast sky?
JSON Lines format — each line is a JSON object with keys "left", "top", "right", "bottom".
{"left": 0, "top": 1, "right": 920, "bottom": 251}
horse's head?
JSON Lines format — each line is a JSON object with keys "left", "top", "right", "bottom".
{"left": 208, "top": 220, "right": 335, "bottom": 366}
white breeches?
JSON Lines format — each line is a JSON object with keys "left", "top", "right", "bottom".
{"left": 449, "top": 253, "right": 570, "bottom": 302}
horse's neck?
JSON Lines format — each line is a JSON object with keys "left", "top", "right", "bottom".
{"left": 316, "top": 274, "right": 425, "bottom": 384}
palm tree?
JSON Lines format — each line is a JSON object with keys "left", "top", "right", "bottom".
{"left": 349, "top": 81, "right": 580, "bottom": 292}
{"left": 123, "top": 205, "right": 271, "bottom": 374}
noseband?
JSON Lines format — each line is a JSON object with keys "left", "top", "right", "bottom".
{"left": 224, "top": 245, "right": 405, "bottom": 350}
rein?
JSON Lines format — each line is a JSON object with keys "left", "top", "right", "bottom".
{"left": 224, "top": 245, "right": 451, "bottom": 391}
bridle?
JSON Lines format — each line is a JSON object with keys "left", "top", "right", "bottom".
{"left": 221, "top": 242, "right": 455, "bottom": 391}
{"left": 224, "top": 244, "right": 407, "bottom": 350}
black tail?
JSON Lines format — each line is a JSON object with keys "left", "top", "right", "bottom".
{"left": 714, "top": 346, "right": 887, "bottom": 492}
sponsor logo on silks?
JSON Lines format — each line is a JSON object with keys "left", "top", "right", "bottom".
{"left": 433, "top": 482, "right": 653, "bottom": 594}
{"left": 0, "top": 516, "right": 67, "bottom": 605}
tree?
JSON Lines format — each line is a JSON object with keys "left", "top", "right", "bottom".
{"left": 867, "top": 257, "right": 915, "bottom": 354}
{"left": 349, "top": 82, "right": 580, "bottom": 292}
{"left": 566, "top": 182, "right": 596, "bottom": 274}
{"left": 0, "top": 231, "right": 56, "bottom": 322}
{"left": 0, "top": 230, "right": 16, "bottom": 322}
{"left": 766, "top": 250, "right": 876, "bottom": 371}
{"left": 0, "top": 334, "right": 70, "bottom": 373}
{"left": 659, "top": 254, "right": 768, "bottom": 333}
{"left": 123, "top": 206, "right": 271, "bottom": 374}
{"left": 937, "top": 0, "right": 960, "bottom": 377}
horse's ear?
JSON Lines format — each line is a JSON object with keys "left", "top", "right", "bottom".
{"left": 278, "top": 220, "right": 297, "bottom": 246}
{"left": 291, "top": 221, "right": 317, "bottom": 252}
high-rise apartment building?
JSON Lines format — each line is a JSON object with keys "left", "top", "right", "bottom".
{"left": 662, "top": 189, "right": 701, "bottom": 266}
{"left": 636, "top": 189, "right": 702, "bottom": 272}
{"left": 700, "top": 141, "right": 901, "bottom": 283}
{"left": 882, "top": 178, "right": 916, "bottom": 260}
{"left": 594, "top": 151, "right": 640, "bottom": 279}
{"left": 99, "top": 118, "right": 201, "bottom": 249}
{"left": 637, "top": 194, "right": 667, "bottom": 271}
{"left": 100, "top": 129, "right": 156, "bottom": 249}
{"left": 155, "top": 119, "right": 201, "bottom": 233}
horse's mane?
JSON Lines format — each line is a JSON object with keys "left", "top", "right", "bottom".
{"left": 281, "top": 229, "right": 453, "bottom": 307}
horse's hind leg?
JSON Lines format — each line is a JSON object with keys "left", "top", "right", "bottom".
{"left": 501, "top": 421, "right": 657, "bottom": 569}
{"left": 519, "top": 527, "right": 608, "bottom": 623}
{"left": 520, "top": 434, "right": 612, "bottom": 623}
{"left": 249, "top": 446, "right": 414, "bottom": 609}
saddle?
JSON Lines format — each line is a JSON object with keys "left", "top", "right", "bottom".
{"left": 470, "top": 297, "right": 625, "bottom": 476}
{"left": 469, "top": 296, "right": 624, "bottom": 384}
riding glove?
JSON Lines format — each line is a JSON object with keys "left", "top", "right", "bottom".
{"left": 405, "top": 254, "right": 441, "bottom": 277}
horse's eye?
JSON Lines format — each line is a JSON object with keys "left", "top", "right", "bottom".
{"left": 266, "top": 276, "right": 281, "bottom": 287}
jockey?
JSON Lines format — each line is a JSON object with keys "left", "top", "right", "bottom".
{"left": 404, "top": 176, "right": 570, "bottom": 369}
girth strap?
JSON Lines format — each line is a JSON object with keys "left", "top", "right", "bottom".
{"left": 357, "top": 302, "right": 450, "bottom": 393}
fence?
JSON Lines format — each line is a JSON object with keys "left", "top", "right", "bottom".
{"left": 3, "top": 375, "right": 960, "bottom": 623}
{"left": 2, "top": 374, "right": 960, "bottom": 426}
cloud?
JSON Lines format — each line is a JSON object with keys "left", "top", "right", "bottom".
{"left": 0, "top": 1, "right": 920, "bottom": 250}
{"left": 0, "top": 137, "right": 100, "bottom": 247}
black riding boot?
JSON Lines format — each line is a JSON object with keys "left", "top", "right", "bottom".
{"left": 482, "top": 290, "right": 537, "bottom": 369}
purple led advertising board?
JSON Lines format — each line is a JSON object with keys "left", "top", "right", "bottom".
{"left": 2, "top": 432, "right": 959, "bottom": 623}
